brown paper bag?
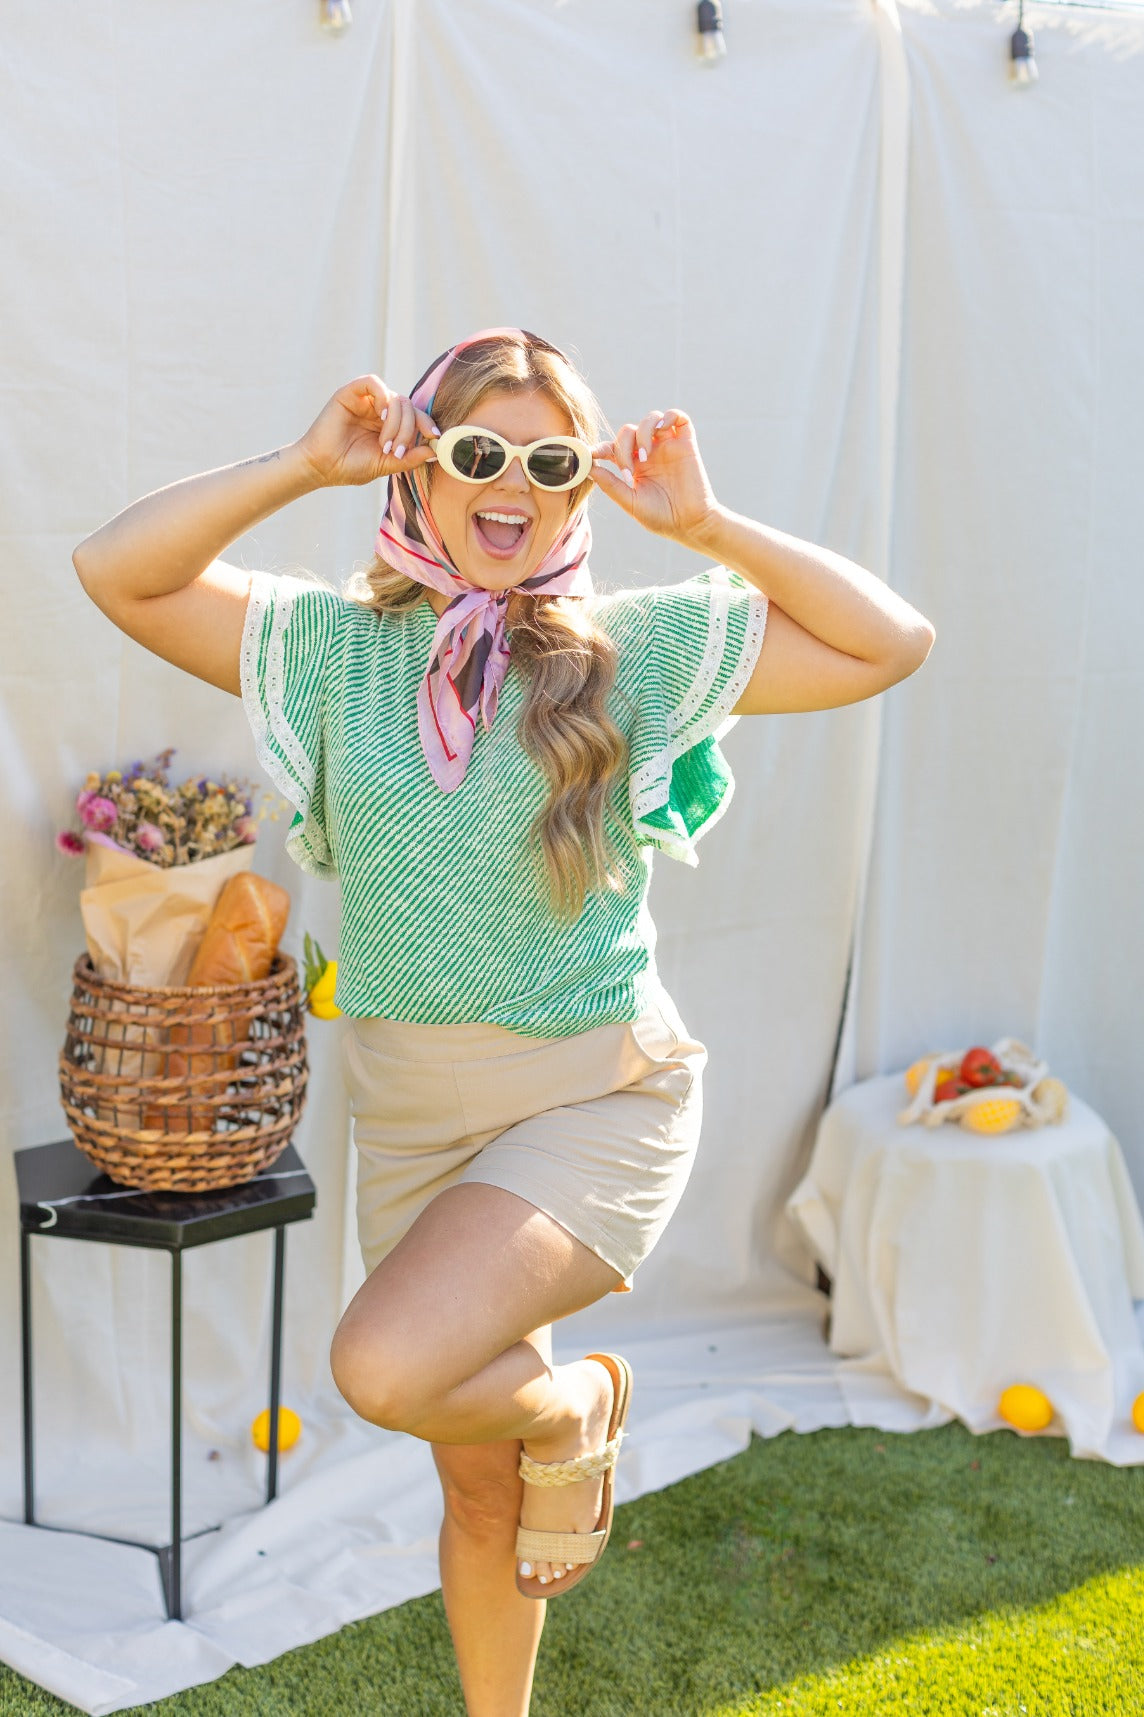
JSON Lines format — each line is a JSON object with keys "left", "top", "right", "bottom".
{"left": 78, "top": 834, "right": 257, "bottom": 1131}
{"left": 80, "top": 834, "right": 256, "bottom": 986}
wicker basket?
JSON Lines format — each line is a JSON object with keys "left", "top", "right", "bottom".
{"left": 58, "top": 950, "right": 309, "bottom": 1192}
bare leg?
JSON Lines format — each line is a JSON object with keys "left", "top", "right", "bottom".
{"left": 432, "top": 1326, "right": 551, "bottom": 1717}
{"left": 330, "top": 1183, "right": 625, "bottom": 1603}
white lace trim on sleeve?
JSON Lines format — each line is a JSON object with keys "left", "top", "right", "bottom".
{"left": 629, "top": 569, "right": 769, "bottom": 863}
{"left": 239, "top": 571, "right": 332, "bottom": 877}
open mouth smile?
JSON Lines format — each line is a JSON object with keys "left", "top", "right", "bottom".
{"left": 471, "top": 508, "right": 534, "bottom": 560}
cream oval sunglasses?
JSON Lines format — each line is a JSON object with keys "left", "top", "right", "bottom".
{"left": 428, "top": 425, "right": 594, "bottom": 493}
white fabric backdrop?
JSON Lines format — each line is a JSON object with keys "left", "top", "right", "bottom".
{"left": 1, "top": 0, "right": 1142, "bottom": 1708}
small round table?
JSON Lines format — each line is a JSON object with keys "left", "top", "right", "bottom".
{"left": 785, "top": 1074, "right": 1144, "bottom": 1459}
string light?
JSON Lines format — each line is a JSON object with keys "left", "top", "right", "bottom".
{"left": 320, "top": 0, "right": 352, "bottom": 32}
{"left": 1009, "top": 0, "right": 1039, "bottom": 83}
{"left": 696, "top": 0, "right": 726, "bottom": 63}
{"left": 1010, "top": 1, "right": 1030, "bottom": 83}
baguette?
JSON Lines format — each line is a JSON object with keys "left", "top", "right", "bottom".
{"left": 186, "top": 872, "right": 291, "bottom": 985}
{"left": 144, "top": 873, "right": 292, "bottom": 1134}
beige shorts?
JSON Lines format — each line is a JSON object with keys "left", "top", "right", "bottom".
{"left": 339, "top": 980, "right": 708, "bottom": 1292}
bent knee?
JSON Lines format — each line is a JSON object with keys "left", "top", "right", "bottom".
{"left": 329, "top": 1323, "right": 435, "bottom": 1432}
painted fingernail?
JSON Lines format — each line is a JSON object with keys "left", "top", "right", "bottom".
{"left": 395, "top": 443, "right": 406, "bottom": 459}
{"left": 383, "top": 440, "right": 393, "bottom": 454}
{"left": 539, "top": 1574, "right": 549, "bottom": 1584}
{"left": 655, "top": 415, "right": 666, "bottom": 430}
{"left": 622, "top": 469, "right": 636, "bottom": 488}
{"left": 565, "top": 1561, "right": 574, "bottom": 1569}
{"left": 638, "top": 447, "right": 647, "bottom": 463}
{"left": 429, "top": 422, "right": 441, "bottom": 436}
{"left": 553, "top": 1568, "right": 564, "bottom": 1578}
{"left": 519, "top": 1562, "right": 532, "bottom": 1576}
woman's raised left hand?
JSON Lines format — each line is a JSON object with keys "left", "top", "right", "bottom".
{"left": 590, "top": 410, "right": 718, "bottom": 543}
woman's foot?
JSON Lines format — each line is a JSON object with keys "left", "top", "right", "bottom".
{"left": 516, "top": 1357, "right": 614, "bottom": 1588}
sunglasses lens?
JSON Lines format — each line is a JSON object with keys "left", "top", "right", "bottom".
{"left": 525, "top": 444, "right": 582, "bottom": 489}
{"left": 449, "top": 433, "right": 508, "bottom": 481}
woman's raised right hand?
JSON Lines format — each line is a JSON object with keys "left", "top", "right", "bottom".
{"left": 294, "top": 375, "right": 439, "bottom": 488}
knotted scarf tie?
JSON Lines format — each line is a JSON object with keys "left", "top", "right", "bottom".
{"left": 373, "top": 328, "right": 594, "bottom": 792}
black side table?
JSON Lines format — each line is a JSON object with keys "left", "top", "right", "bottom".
{"left": 14, "top": 1138, "right": 317, "bottom": 1621}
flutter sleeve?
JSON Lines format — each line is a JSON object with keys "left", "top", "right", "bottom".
{"left": 623, "top": 564, "right": 769, "bottom": 866}
{"left": 239, "top": 569, "right": 342, "bottom": 880}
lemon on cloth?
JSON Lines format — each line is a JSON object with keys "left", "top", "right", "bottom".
{"left": 998, "top": 1384, "right": 1053, "bottom": 1432}
{"left": 904, "top": 1057, "right": 935, "bottom": 1097}
{"left": 961, "top": 1096, "right": 1023, "bottom": 1135}
{"left": 251, "top": 1406, "right": 303, "bottom": 1453}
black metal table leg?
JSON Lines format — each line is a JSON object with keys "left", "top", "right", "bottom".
{"left": 21, "top": 1229, "right": 34, "bottom": 1527}
{"left": 267, "top": 1227, "right": 286, "bottom": 1503}
{"left": 169, "top": 1248, "right": 183, "bottom": 1620}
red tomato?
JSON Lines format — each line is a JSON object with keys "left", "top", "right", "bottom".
{"left": 960, "top": 1046, "right": 1003, "bottom": 1088}
{"left": 934, "top": 1075, "right": 968, "bottom": 1103}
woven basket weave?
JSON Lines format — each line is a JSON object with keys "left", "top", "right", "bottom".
{"left": 58, "top": 950, "right": 309, "bottom": 1192}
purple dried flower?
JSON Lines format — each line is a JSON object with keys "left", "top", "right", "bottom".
{"left": 135, "top": 821, "right": 166, "bottom": 853}
{"left": 79, "top": 795, "right": 118, "bottom": 832}
{"left": 234, "top": 815, "right": 259, "bottom": 844}
{"left": 56, "top": 830, "right": 85, "bottom": 857}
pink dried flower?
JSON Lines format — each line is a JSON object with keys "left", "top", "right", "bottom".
{"left": 235, "top": 815, "right": 259, "bottom": 844}
{"left": 79, "top": 794, "right": 119, "bottom": 832}
{"left": 56, "top": 830, "right": 85, "bottom": 857}
{"left": 135, "top": 821, "right": 166, "bottom": 853}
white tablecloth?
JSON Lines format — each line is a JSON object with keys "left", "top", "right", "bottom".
{"left": 786, "top": 1074, "right": 1144, "bottom": 1460}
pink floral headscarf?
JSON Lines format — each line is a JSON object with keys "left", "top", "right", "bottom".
{"left": 374, "top": 328, "right": 594, "bottom": 792}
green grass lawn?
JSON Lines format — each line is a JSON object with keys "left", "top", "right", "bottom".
{"left": 4, "top": 1421, "right": 1144, "bottom": 1716}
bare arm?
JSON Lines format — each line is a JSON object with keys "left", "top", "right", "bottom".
{"left": 682, "top": 504, "right": 932, "bottom": 673}
{"left": 72, "top": 376, "right": 438, "bottom": 696}
{"left": 680, "top": 504, "right": 935, "bottom": 714}
{"left": 72, "top": 445, "right": 320, "bottom": 604}
{"left": 591, "top": 407, "right": 935, "bottom": 715}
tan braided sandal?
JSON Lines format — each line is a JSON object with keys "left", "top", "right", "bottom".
{"left": 514, "top": 1351, "right": 633, "bottom": 1600}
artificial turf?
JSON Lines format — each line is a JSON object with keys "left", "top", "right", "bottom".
{"left": 3, "top": 1421, "right": 1143, "bottom": 1716}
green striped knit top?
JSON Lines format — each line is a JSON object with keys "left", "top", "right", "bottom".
{"left": 239, "top": 564, "right": 768, "bottom": 1037}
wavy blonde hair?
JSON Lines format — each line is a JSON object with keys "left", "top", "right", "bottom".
{"left": 344, "top": 332, "right": 631, "bottom": 923}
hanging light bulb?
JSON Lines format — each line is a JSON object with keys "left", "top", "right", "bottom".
{"left": 696, "top": 0, "right": 726, "bottom": 64}
{"left": 320, "top": 0, "right": 352, "bottom": 32}
{"left": 1008, "top": 7, "right": 1037, "bottom": 87}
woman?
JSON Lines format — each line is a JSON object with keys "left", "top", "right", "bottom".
{"left": 74, "top": 327, "right": 934, "bottom": 1716}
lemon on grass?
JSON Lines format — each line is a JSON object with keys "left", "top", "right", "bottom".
{"left": 251, "top": 1406, "right": 303, "bottom": 1453}
{"left": 998, "top": 1383, "right": 1054, "bottom": 1432}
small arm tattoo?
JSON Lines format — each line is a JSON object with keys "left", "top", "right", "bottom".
{"left": 235, "top": 449, "right": 282, "bottom": 470}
